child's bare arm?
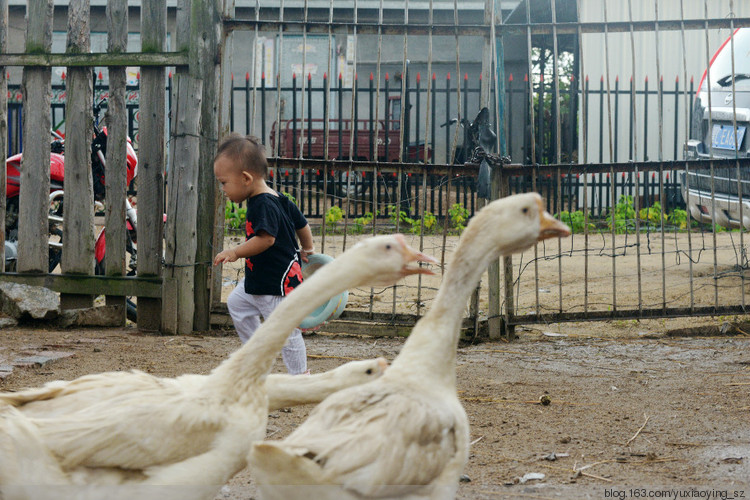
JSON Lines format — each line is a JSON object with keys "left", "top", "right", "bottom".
{"left": 213, "top": 232, "right": 275, "bottom": 265}
{"left": 296, "top": 224, "right": 314, "bottom": 262}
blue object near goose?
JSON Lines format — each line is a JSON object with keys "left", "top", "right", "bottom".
{"left": 299, "top": 253, "right": 349, "bottom": 330}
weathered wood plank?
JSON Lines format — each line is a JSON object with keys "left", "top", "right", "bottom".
{"left": 162, "top": 75, "right": 202, "bottom": 335}
{"left": 191, "top": 0, "right": 223, "bottom": 331}
{"left": 138, "top": 0, "right": 167, "bottom": 331}
{"left": 0, "top": 52, "right": 188, "bottom": 67}
{"left": 0, "top": 0, "right": 8, "bottom": 272}
{"left": 0, "top": 273, "right": 162, "bottom": 297}
{"left": 61, "top": 0, "right": 95, "bottom": 310}
{"left": 211, "top": 0, "right": 235, "bottom": 313}
{"left": 18, "top": 0, "right": 53, "bottom": 274}
{"left": 104, "top": 0, "right": 129, "bottom": 324}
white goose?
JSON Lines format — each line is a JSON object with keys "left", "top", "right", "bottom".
{"left": 249, "top": 193, "right": 571, "bottom": 500}
{"left": 0, "top": 234, "right": 435, "bottom": 500}
{"left": 0, "top": 357, "right": 389, "bottom": 418}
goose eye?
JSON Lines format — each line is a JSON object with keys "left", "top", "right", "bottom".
{"left": 522, "top": 207, "right": 529, "bottom": 215}
{"left": 366, "top": 368, "right": 373, "bottom": 375}
{"left": 385, "top": 244, "right": 392, "bottom": 250}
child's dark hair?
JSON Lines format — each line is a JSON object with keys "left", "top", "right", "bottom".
{"left": 214, "top": 133, "right": 268, "bottom": 178}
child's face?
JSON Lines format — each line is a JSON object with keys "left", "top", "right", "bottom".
{"left": 214, "top": 155, "right": 254, "bottom": 202}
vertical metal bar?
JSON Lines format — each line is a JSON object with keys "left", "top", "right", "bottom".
{"left": 614, "top": 76, "right": 619, "bottom": 162}
{"left": 321, "top": 0, "right": 335, "bottom": 255}
{"left": 369, "top": 73, "right": 374, "bottom": 161}
{"left": 643, "top": 76, "right": 649, "bottom": 161}
{"left": 574, "top": 0, "right": 588, "bottom": 314}
{"left": 654, "top": 2, "right": 667, "bottom": 314}
{"left": 245, "top": 72, "right": 250, "bottom": 134}
{"left": 727, "top": 2, "right": 745, "bottom": 310}
{"left": 392, "top": 0, "right": 409, "bottom": 318}
{"left": 673, "top": 76, "right": 679, "bottom": 161}
{"left": 525, "top": 1, "right": 540, "bottom": 315}
{"left": 550, "top": 0, "right": 563, "bottom": 314}
{"left": 338, "top": 72, "right": 343, "bottom": 161}
{"left": 602, "top": 0, "right": 617, "bottom": 314}
{"left": 369, "top": 0, "right": 385, "bottom": 318}
{"left": 703, "top": 0, "right": 719, "bottom": 309}
{"left": 678, "top": 0, "right": 694, "bottom": 311}
{"left": 261, "top": 72, "right": 266, "bottom": 142}
{"left": 343, "top": 0, "right": 360, "bottom": 251}
{"left": 292, "top": 74, "right": 297, "bottom": 158}
{"left": 272, "top": 0, "right": 286, "bottom": 192}
{"left": 598, "top": 75, "right": 604, "bottom": 213}
{"left": 249, "top": 0, "right": 259, "bottom": 136}
{"left": 230, "top": 73, "right": 235, "bottom": 131}
{"left": 628, "top": 0, "right": 642, "bottom": 314}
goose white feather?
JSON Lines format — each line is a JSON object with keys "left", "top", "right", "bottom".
{"left": 0, "top": 234, "right": 435, "bottom": 500}
{"left": 248, "top": 193, "right": 571, "bottom": 500}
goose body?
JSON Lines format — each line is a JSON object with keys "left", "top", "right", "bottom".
{"left": 0, "top": 235, "right": 434, "bottom": 499}
{"left": 0, "top": 357, "right": 389, "bottom": 418}
{"left": 249, "top": 193, "right": 571, "bottom": 499}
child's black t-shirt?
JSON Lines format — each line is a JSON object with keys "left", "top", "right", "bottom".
{"left": 243, "top": 192, "right": 307, "bottom": 296}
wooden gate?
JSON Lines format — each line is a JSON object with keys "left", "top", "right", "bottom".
{"left": 0, "top": 0, "right": 226, "bottom": 335}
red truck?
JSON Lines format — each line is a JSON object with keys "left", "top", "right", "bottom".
{"left": 269, "top": 97, "right": 431, "bottom": 163}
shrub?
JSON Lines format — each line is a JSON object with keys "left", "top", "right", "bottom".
{"left": 325, "top": 205, "right": 343, "bottom": 233}
{"left": 607, "top": 195, "right": 635, "bottom": 234}
{"left": 555, "top": 209, "right": 593, "bottom": 233}
{"left": 448, "top": 203, "right": 470, "bottom": 234}
{"left": 639, "top": 201, "right": 666, "bottom": 227}
{"left": 224, "top": 201, "right": 246, "bottom": 232}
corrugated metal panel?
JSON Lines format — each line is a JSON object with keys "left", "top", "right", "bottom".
{"left": 579, "top": 0, "right": 750, "bottom": 163}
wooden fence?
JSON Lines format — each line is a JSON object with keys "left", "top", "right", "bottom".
{"left": 0, "top": 0, "right": 220, "bottom": 335}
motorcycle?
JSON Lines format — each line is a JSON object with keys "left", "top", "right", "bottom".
{"left": 4, "top": 100, "right": 140, "bottom": 320}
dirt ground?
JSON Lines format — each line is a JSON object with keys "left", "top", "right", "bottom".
{"left": 0, "top": 320, "right": 748, "bottom": 499}
{"left": 1, "top": 231, "right": 749, "bottom": 499}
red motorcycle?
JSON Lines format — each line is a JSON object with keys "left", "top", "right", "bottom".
{"left": 4, "top": 100, "right": 139, "bottom": 319}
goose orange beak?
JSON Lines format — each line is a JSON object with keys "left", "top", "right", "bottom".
{"left": 395, "top": 234, "right": 438, "bottom": 276}
{"left": 537, "top": 198, "right": 572, "bottom": 241}
{"left": 377, "top": 357, "right": 389, "bottom": 372}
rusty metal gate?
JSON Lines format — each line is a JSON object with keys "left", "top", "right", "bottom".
{"left": 214, "top": 0, "right": 750, "bottom": 339}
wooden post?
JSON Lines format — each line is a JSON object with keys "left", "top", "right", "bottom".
{"left": 162, "top": 75, "right": 202, "bottom": 334}
{"left": 191, "top": 0, "right": 223, "bottom": 331}
{"left": 494, "top": 0, "right": 514, "bottom": 340}
{"left": 61, "top": 0, "right": 95, "bottom": 310}
{"left": 104, "top": 0, "right": 129, "bottom": 324}
{"left": 481, "top": 0, "right": 506, "bottom": 340}
{"left": 138, "top": 0, "right": 167, "bottom": 331}
{"left": 0, "top": 0, "right": 7, "bottom": 272}
{"left": 18, "top": 0, "right": 53, "bottom": 274}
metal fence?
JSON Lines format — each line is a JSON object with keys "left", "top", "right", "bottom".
{"left": 6, "top": 0, "right": 750, "bottom": 336}
{"left": 214, "top": 0, "right": 750, "bottom": 338}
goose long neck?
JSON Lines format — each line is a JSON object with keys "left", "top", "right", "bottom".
{"left": 208, "top": 258, "right": 356, "bottom": 401}
{"left": 389, "top": 229, "right": 495, "bottom": 388}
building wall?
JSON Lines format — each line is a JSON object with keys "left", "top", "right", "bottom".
{"left": 578, "top": 0, "right": 750, "bottom": 163}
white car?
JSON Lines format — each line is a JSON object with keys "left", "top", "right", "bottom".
{"left": 684, "top": 28, "right": 750, "bottom": 229}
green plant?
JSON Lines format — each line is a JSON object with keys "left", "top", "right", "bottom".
{"left": 448, "top": 203, "right": 470, "bottom": 234}
{"left": 224, "top": 200, "right": 247, "bottom": 232}
{"left": 325, "top": 205, "right": 343, "bottom": 232}
{"left": 419, "top": 211, "right": 438, "bottom": 234}
{"left": 606, "top": 195, "right": 635, "bottom": 234}
{"left": 555, "top": 209, "right": 593, "bottom": 234}
{"left": 388, "top": 205, "right": 416, "bottom": 230}
{"left": 668, "top": 208, "right": 688, "bottom": 229}
{"left": 352, "top": 211, "right": 377, "bottom": 234}
{"left": 639, "top": 202, "right": 666, "bottom": 227}
{"left": 282, "top": 191, "right": 298, "bottom": 205}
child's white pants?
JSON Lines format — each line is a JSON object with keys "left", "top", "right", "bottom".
{"left": 227, "top": 280, "right": 307, "bottom": 375}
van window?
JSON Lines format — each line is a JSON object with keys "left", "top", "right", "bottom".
{"left": 709, "top": 28, "right": 750, "bottom": 90}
